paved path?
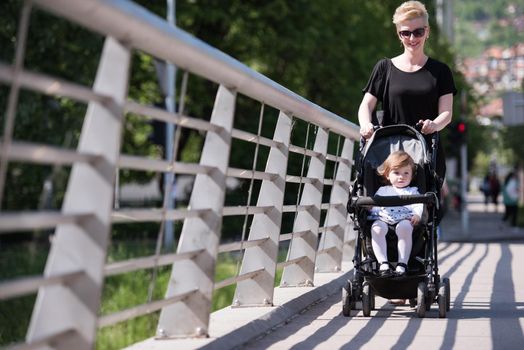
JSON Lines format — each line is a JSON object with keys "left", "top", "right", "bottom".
{"left": 244, "top": 195, "right": 524, "bottom": 349}
{"left": 440, "top": 193, "right": 524, "bottom": 242}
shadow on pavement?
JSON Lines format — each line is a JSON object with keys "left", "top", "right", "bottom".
{"left": 490, "top": 244, "right": 524, "bottom": 349}
{"left": 440, "top": 194, "right": 524, "bottom": 243}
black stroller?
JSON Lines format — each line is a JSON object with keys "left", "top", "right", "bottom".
{"left": 343, "top": 124, "right": 450, "bottom": 318}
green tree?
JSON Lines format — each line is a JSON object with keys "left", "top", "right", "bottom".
{"left": 0, "top": 1, "right": 163, "bottom": 211}
{"left": 0, "top": 0, "right": 473, "bottom": 346}
{"left": 503, "top": 125, "right": 524, "bottom": 166}
{"left": 0, "top": 0, "right": 469, "bottom": 213}
{"left": 455, "top": 0, "right": 524, "bottom": 57}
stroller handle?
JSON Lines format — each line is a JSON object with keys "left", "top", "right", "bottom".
{"left": 351, "top": 192, "right": 437, "bottom": 207}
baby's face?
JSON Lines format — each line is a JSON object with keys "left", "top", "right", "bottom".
{"left": 387, "top": 165, "right": 413, "bottom": 188}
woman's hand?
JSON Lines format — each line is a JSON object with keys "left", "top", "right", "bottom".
{"left": 411, "top": 214, "right": 421, "bottom": 226}
{"left": 358, "top": 93, "right": 378, "bottom": 139}
{"left": 360, "top": 122, "right": 375, "bottom": 139}
{"left": 418, "top": 119, "right": 437, "bottom": 134}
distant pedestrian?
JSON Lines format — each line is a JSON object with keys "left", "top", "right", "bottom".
{"left": 489, "top": 173, "right": 501, "bottom": 211}
{"left": 502, "top": 171, "right": 519, "bottom": 227}
{"left": 480, "top": 174, "right": 491, "bottom": 210}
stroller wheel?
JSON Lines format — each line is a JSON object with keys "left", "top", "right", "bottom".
{"left": 342, "top": 280, "right": 353, "bottom": 317}
{"left": 425, "top": 293, "right": 432, "bottom": 311}
{"left": 409, "top": 298, "right": 417, "bottom": 308}
{"left": 362, "top": 282, "right": 372, "bottom": 317}
{"left": 438, "top": 282, "right": 447, "bottom": 318}
{"left": 416, "top": 282, "right": 427, "bottom": 318}
{"left": 443, "top": 277, "right": 451, "bottom": 311}
{"left": 425, "top": 283, "right": 436, "bottom": 311}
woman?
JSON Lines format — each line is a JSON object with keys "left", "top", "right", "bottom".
{"left": 358, "top": 1, "right": 457, "bottom": 305}
{"left": 358, "top": 0, "right": 457, "bottom": 181}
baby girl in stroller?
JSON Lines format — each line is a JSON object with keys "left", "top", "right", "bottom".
{"left": 343, "top": 124, "right": 449, "bottom": 318}
{"left": 368, "top": 150, "right": 424, "bottom": 278}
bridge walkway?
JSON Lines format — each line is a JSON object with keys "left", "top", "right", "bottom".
{"left": 242, "top": 194, "right": 524, "bottom": 349}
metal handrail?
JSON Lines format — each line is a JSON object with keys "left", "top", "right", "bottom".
{"left": 0, "top": 1, "right": 360, "bottom": 347}
{"left": 111, "top": 208, "right": 208, "bottom": 223}
{"left": 33, "top": 0, "right": 360, "bottom": 140}
{"left": 0, "top": 212, "right": 93, "bottom": 232}
{"left": 0, "top": 270, "right": 84, "bottom": 300}
{"left": 97, "top": 288, "right": 199, "bottom": 328}
{"left": 0, "top": 62, "right": 110, "bottom": 104}
{"left": 104, "top": 249, "right": 205, "bottom": 276}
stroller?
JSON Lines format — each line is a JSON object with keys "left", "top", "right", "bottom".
{"left": 343, "top": 124, "right": 450, "bottom": 318}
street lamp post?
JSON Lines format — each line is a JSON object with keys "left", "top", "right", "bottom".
{"left": 163, "top": 0, "right": 176, "bottom": 249}
{"left": 460, "top": 140, "right": 469, "bottom": 235}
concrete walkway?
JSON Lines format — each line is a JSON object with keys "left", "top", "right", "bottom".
{"left": 440, "top": 193, "right": 524, "bottom": 242}
{"left": 128, "top": 194, "right": 524, "bottom": 349}
{"left": 245, "top": 241, "right": 524, "bottom": 349}
{"left": 243, "top": 194, "right": 524, "bottom": 349}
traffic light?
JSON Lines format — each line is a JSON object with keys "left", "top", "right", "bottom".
{"left": 456, "top": 121, "right": 467, "bottom": 144}
{"left": 448, "top": 120, "right": 467, "bottom": 144}
{"left": 457, "top": 121, "right": 466, "bottom": 134}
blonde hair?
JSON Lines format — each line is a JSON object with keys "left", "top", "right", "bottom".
{"left": 393, "top": 1, "right": 429, "bottom": 26}
{"left": 377, "top": 151, "right": 416, "bottom": 180}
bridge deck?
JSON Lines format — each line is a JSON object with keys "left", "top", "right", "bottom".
{"left": 243, "top": 196, "right": 524, "bottom": 349}
{"left": 128, "top": 195, "right": 524, "bottom": 349}
{"left": 245, "top": 241, "right": 524, "bottom": 349}
{"left": 126, "top": 262, "right": 352, "bottom": 349}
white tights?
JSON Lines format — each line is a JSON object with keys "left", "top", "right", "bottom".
{"left": 371, "top": 220, "right": 413, "bottom": 266}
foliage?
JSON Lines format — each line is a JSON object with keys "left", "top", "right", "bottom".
{"left": 0, "top": 1, "right": 468, "bottom": 347}
{"left": 161, "top": 0, "right": 401, "bottom": 122}
{"left": 502, "top": 125, "right": 524, "bottom": 165}
{"left": 454, "top": 0, "right": 524, "bottom": 170}
{"left": 0, "top": 0, "right": 469, "bottom": 206}
{"left": 469, "top": 122, "right": 515, "bottom": 177}
{"left": 454, "top": 0, "right": 524, "bottom": 57}
{"left": 0, "top": 240, "right": 49, "bottom": 344}
{"left": 0, "top": 1, "right": 166, "bottom": 211}
{"left": 0, "top": 240, "right": 283, "bottom": 348}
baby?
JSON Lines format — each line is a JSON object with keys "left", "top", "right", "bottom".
{"left": 369, "top": 150, "right": 423, "bottom": 277}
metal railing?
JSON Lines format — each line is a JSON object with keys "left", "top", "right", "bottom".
{"left": 0, "top": 0, "right": 360, "bottom": 348}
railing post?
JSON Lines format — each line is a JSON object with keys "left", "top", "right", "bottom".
{"left": 232, "top": 111, "right": 292, "bottom": 307}
{"left": 316, "top": 138, "right": 354, "bottom": 272}
{"left": 157, "top": 85, "right": 236, "bottom": 338}
{"left": 281, "top": 127, "right": 328, "bottom": 287}
{"left": 26, "top": 37, "right": 130, "bottom": 349}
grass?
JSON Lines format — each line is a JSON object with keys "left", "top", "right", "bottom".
{"left": 95, "top": 251, "right": 284, "bottom": 350}
{"left": 0, "top": 240, "right": 49, "bottom": 345}
{"left": 0, "top": 240, "right": 285, "bottom": 349}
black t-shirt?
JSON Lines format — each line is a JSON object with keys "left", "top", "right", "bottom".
{"left": 362, "top": 57, "right": 457, "bottom": 180}
{"left": 363, "top": 57, "right": 457, "bottom": 126}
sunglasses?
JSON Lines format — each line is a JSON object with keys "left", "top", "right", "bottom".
{"left": 398, "top": 27, "right": 426, "bottom": 38}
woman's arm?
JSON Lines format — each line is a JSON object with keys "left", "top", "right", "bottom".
{"left": 358, "top": 92, "right": 378, "bottom": 138}
{"left": 418, "top": 93, "right": 454, "bottom": 134}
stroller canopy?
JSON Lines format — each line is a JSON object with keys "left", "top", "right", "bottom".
{"left": 359, "top": 124, "right": 433, "bottom": 196}
{"left": 362, "top": 124, "right": 429, "bottom": 169}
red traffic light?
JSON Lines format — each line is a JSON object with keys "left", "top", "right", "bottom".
{"left": 457, "top": 122, "right": 466, "bottom": 133}
{"left": 448, "top": 121, "right": 467, "bottom": 145}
